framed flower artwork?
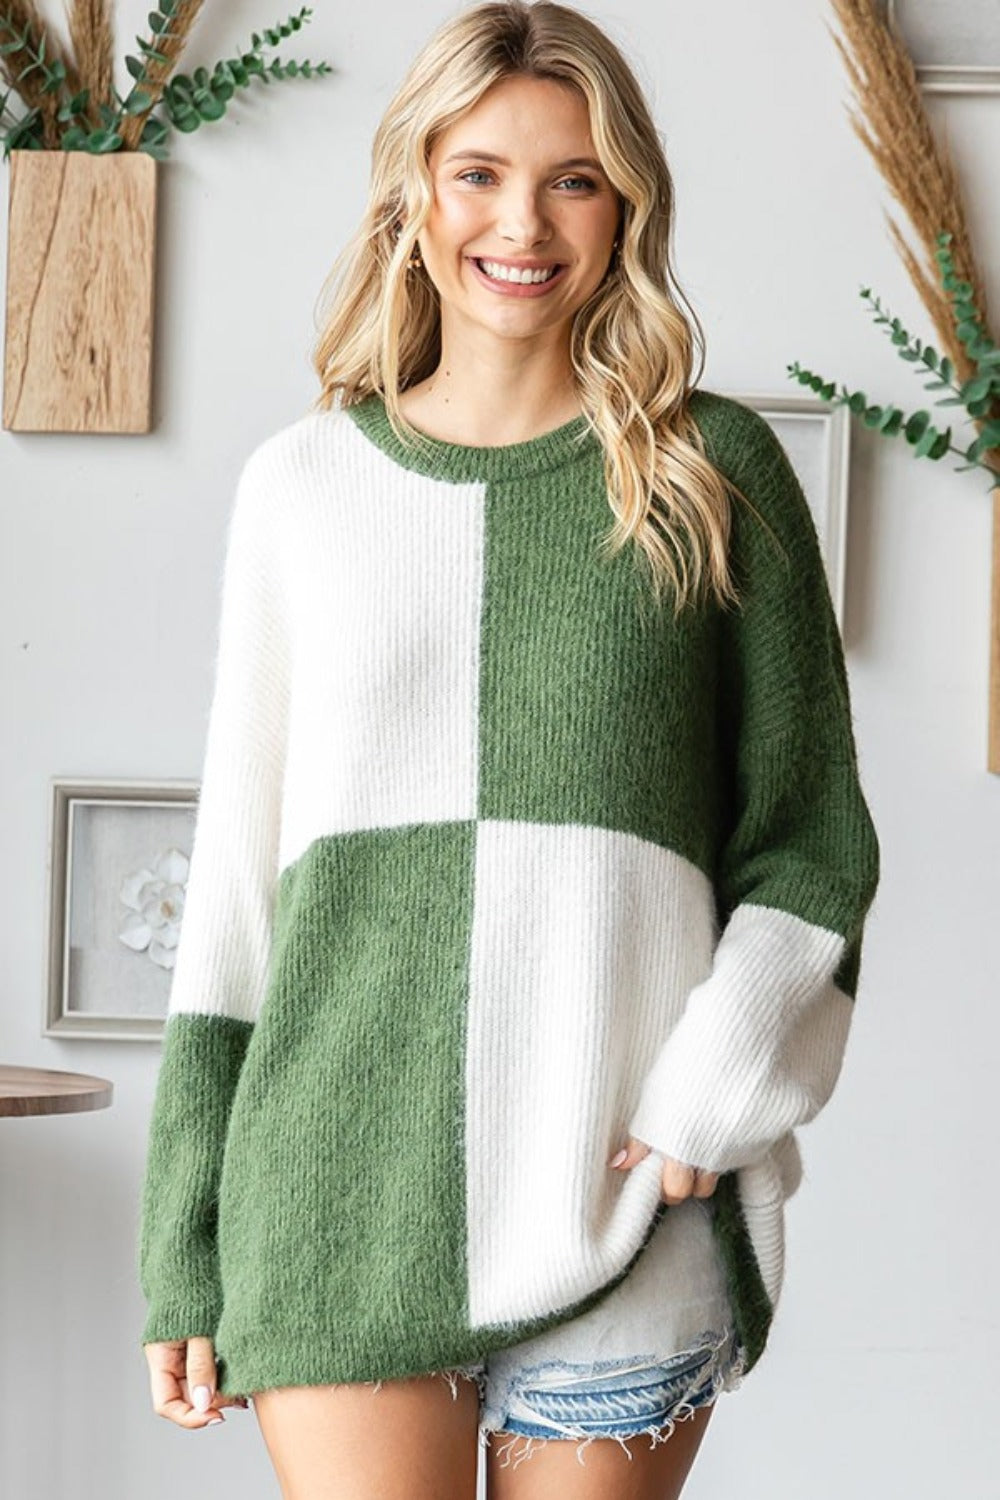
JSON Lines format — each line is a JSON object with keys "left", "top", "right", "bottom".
{"left": 43, "top": 777, "right": 198, "bottom": 1040}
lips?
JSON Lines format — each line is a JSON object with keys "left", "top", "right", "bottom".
{"left": 467, "top": 257, "right": 568, "bottom": 293}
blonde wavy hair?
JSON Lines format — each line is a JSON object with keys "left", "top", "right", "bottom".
{"left": 309, "top": 0, "right": 757, "bottom": 617}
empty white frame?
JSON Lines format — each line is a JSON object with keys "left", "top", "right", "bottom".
{"left": 727, "top": 391, "right": 852, "bottom": 630}
{"left": 883, "top": 0, "right": 1000, "bottom": 94}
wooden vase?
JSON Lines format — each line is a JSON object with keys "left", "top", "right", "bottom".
{"left": 3, "top": 149, "right": 158, "bottom": 433}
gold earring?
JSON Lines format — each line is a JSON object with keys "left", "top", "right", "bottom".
{"left": 408, "top": 241, "right": 423, "bottom": 269}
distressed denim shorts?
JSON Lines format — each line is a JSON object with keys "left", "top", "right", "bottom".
{"left": 370, "top": 1193, "right": 749, "bottom": 1467}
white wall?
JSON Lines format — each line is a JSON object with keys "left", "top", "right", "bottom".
{"left": 2, "top": 2, "right": 997, "bottom": 1496}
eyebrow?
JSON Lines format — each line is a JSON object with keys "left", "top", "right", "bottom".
{"left": 441, "top": 150, "right": 606, "bottom": 173}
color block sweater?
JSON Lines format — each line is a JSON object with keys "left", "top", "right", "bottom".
{"left": 136, "top": 388, "right": 880, "bottom": 1399}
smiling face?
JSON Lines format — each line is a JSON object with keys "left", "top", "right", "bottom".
{"left": 419, "top": 74, "right": 622, "bottom": 347}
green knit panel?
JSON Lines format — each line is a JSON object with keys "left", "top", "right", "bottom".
{"left": 137, "top": 1011, "right": 253, "bottom": 1345}
{"left": 715, "top": 707, "right": 881, "bottom": 950}
{"left": 477, "top": 458, "right": 725, "bottom": 876}
{"left": 212, "top": 820, "right": 475, "bottom": 1390}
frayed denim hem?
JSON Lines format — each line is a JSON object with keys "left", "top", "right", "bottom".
{"left": 359, "top": 1328, "right": 748, "bottom": 1469}
{"left": 479, "top": 1327, "right": 747, "bottom": 1469}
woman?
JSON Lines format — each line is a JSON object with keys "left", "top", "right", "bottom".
{"left": 138, "top": 3, "right": 880, "bottom": 1496}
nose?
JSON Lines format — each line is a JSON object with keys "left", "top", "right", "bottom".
{"left": 496, "top": 188, "right": 554, "bottom": 252}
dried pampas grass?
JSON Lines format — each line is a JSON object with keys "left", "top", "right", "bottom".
{"left": 0, "top": 1, "right": 203, "bottom": 148}
{"left": 826, "top": 0, "right": 996, "bottom": 406}
{"left": 0, "top": 3, "right": 82, "bottom": 146}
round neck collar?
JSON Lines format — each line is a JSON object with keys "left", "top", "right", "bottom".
{"left": 343, "top": 390, "right": 599, "bottom": 483}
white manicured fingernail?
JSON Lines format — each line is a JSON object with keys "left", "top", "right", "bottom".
{"left": 192, "top": 1384, "right": 212, "bottom": 1411}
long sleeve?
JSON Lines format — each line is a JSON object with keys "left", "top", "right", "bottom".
{"left": 628, "top": 406, "right": 881, "bottom": 1177}
{"left": 137, "top": 445, "right": 290, "bottom": 1345}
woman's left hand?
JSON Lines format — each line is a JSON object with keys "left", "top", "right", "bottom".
{"left": 608, "top": 1136, "right": 719, "bottom": 1204}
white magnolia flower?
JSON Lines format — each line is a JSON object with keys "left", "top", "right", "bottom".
{"left": 119, "top": 846, "right": 190, "bottom": 970}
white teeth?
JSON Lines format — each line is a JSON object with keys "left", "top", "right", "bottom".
{"left": 477, "top": 259, "right": 559, "bottom": 284}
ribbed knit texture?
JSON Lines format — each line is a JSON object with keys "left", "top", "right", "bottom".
{"left": 136, "top": 388, "right": 880, "bottom": 1397}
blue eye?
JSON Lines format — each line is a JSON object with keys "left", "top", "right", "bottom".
{"left": 456, "top": 170, "right": 597, "bottom": 192}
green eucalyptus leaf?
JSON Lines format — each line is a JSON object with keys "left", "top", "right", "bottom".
{"left": 140, "top": 116, "right": 169, "bottom": 143}
{"left": 136, "top": 39, "right": 169, "bottom": 64}
{"left": 88, "top": 128, "right": 123, "bottom": 152}
{"left": 193, "top": 87, "right": 225, "bottom": 120}
{"left": 904, "top": 410, "right": 931, "bottom": 442}
{"left": 974, "top": 419, "right": 1000, "bottom": 447}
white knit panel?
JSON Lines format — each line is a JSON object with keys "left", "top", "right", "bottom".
{"left": 168, "top": 446, "right": 290, "bottom": 1024}
{"left": 276, "top": 418, "right": 485, "bottom": 868}
{"left": 464, "top": 817, "right": 719, "bottom": 1328}
{"left": 628, "top": 903, "right": 852, "bottom": 1175}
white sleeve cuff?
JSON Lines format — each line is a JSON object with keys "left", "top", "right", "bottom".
{"left": 627, "top": 902, "right": 853, "bottom": 1174}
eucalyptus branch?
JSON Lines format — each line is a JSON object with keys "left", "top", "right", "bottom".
{"left": 0, "top": 4, "right": 332, "bottom": 160}
{"left": 0, "top": 12, "right": 74, "bottom": 151}
{"left": 789, "top": 233, "right": 1000, "bottom": 492}
{"left": 97, "top": 4, "right": 331, "bottom": 158}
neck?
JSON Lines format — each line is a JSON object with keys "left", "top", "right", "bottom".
{"left": 399, "top": 336, "right": 582, "bottom": 446}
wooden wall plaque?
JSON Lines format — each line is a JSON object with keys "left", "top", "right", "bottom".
{"left": 3, "top": 150, "right": 158, "bottom": 434}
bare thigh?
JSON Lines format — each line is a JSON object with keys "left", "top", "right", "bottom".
{"left": 252, "top": 1371, "right": 481, "bottom": 1500}
{"left": 486, "top": 1397, "right": 717, "bottom": 1500}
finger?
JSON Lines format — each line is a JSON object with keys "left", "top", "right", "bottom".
{"left": 180, "top": 1374, "right": 248, "bottom": 1410}
{"left": 607, "top": 1135, "right": 651, "bottom": 1170}
{"left": 146, "top": 1342, "right": 225, "bottom": 1429}
{"left": 691, "top": 1168, "right": 720, "bottom": 1199}
{"left": 183, "top": 1339, "right": 250, "bottom": 1412}
{"left": 186, "top": 1335, "right": 226, "bottom": 1423}
{"left": 659, "top": 1155, "right": 697, "bottom": 1205}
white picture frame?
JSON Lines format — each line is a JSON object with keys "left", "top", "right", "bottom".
{"left": 882, "top": 0, "right": 1000, "bottom": 94}
{"left": 43, "top": 777, "right": 198, "bottom": 1041}
{"left": 726, "top": 391, "right": 852, "bottom": 631}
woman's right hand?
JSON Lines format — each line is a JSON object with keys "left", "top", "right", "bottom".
{"left": 144, "top": 1336, "right": 250, "bottom": 1428}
